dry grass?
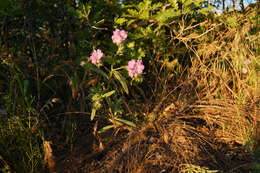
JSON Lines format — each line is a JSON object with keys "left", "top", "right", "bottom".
{"left": 82, "top": 98, "right": 256, "bottom": 173}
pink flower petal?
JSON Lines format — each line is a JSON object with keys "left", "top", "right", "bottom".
{"left": 244, "top": 59, "right": 251, "bottom": 65}
{"left": 126, "top": 59, "right": 144, "bottom": 78}
{"left": 90, "top": 49, "right": 104, "bottom": 65}
{"left": 242, "top": 67, "right": 248, "bottom": 74}
{"left": 112, "top": 29, "right": 127, "bottom": 45}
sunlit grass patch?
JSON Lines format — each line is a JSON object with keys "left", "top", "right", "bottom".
{"left": 0, "top": 115, "right": 45, "bottom": 173}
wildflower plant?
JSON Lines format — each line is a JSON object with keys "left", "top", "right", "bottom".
{"left": 81, "top": 29, "right": 145, "bottom": 128}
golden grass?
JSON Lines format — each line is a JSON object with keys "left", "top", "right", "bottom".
{"left": 86, "top": 98, "right": 255, "bottom": 172}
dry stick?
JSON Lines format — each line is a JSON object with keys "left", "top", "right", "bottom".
{"left": 136, "top": 86, "right": 149, "bottom": 103}
{"left": 0, "top": 154, "right": 11, "bottom": 172}
{"left": 179, "top": 26, "right": 217, "bottom": 41}
{"left": 55, "top": 112, "right": 91, "bottom": 117}
{"left": 123, "top": 97, "right": 133, "bottom": 115}
{"left": 82, "top": 5, "right": 107, "bottom": 31}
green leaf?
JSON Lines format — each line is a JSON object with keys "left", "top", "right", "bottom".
{"left": 169, "top": 0, "right": 178, "bottom": 9}
{"left": 113, "top": 71, "right": 129, "bottom": 94}
{"left": 139, "top": 10, "right": 149, "bottom": 20}
{"left": 90, "top": 108, "right": 96, "bottom": 121}
{"left": 197, "top": 8, "right": 211, "bottom": 15}
{"left": 23, "top": 80, "right": 29, "bottom": 95}
{"left": 183, "top": 0, "right": 193, "bottom": 7}
{"left": 152, "top": 2, "right": 163, "bottom": 9}
{"left": 114, "top": 117, "right": 136, "bottom": 127}
{"left": 90, "top": 66, "right": 108, "bottom": 79}
{"left": 126, "top": 19, "right": 136, "bottom": 27}
{"left": 127, "top": 9, "right": 138, "bottom": 17}
{"left": 92, "top": 93, "right": 101, "bottom": 101}
{"left": 137, "top": 48, "right": 146, "bottom": 58}
{"left": 155, "top": 8, "right": 179, "bottom": 25}
{"left": 137, "top": 0, "right": 151, "bottom": 11}
{"left": 138, "top": 0, "right": 151, "bottom": 20}
{"left": 115, "top": 18, "right": 127, "bottom": 25}
{"left": 102, "top": 90, "right": 115, "bottom": 98}
{"left": 127, "top": 42, "right": 135, "bottom": 48}
{"left": 98, "top": 125, "right": 118, "bottom": 133}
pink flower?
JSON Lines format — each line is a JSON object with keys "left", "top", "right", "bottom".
{"left": 127, "top": 59, "right": 145, "bottom": 78}
{"left": 242, "top": 67, "right": 248, "bottom": 74}
{"left": 112, "top": 29, "right": 127, "bottom": 45}
{"left": 244, "top": 59, "right": 251, "bottom": 65}
{"left": 90, "top": 49, "right": 104, "bottom": 65}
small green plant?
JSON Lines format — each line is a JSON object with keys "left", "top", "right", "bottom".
{"left": 0, "top": 54, "right": 46, "bottom": 172}
{"left": 180, "top": 164, "right": 218, "bottom": 173}
{"left": 0, "top": 115, "right": 45, "bottom": 173}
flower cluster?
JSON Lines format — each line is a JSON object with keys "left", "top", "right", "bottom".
{"left": 112, "top": 29, "right": 127, "bottom": 45}
{"left": 89, "top": 29, "right": 144, "bottom": 78}
{"left": 242, "top": 59, "right": 251, "bottom": 74}
{"left": 90, "top": 49, "right": 104, "bottom": 65}
{"left": 126, "top": 59, "right": 145, "bottom": 78}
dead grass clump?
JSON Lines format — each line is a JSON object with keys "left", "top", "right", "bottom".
{"left": 190, "top": 99, "right": 256, "bottom": 146}
{"left": 85, "top": 99, "right": 255, "bottom": 173}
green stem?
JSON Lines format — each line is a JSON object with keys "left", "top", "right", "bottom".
{"left": 113, "top": 66, "right": 126, "bottom": 71}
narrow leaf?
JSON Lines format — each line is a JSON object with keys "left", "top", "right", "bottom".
{"left": 169, "top": 0, "right": 178, "bottom": 9}
{"left": 114, "top": 117, "right": 136, "bottom": 127}
{"left": 113, "top": 71, "right": 129, "bottom": 94}
{"left": 90, "top": 67, "right": 108, "bottom": 79}
{"left": 90, "top": 108, "right": 96, "bottom": 121}
{"left": 98, "top": 125, "right": 118, "bottom": 133}
{"left": 115, "top": 18, "right": 127, "bottom": 25}
{"left": 102, "top": 90, "right": 116, "bottom": 98}
{"left": 23, "top": 79, "right": 29, "bottom": 94}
